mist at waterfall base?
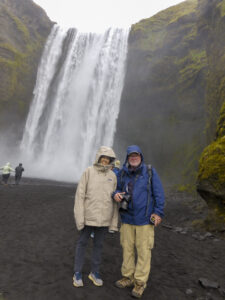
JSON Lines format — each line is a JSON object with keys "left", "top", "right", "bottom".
{"left": 0, "top": 26, "right": 129, "bottom": 183}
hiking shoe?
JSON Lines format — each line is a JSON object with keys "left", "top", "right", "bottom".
{"left": 115, "top": 277, "right": 134, "bottom": 288}
{"left": 88, "top": 272, "right": 103, "bottom": 286}
{"left": 131, "top": 282, "right": 147, "bottom": 298}
{"left": 73, "top": 272, "right": 83, "bottom": 287}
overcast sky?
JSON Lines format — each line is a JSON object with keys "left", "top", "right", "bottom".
{"left": 33, "top": 0, "right": 184, "bottom": 32}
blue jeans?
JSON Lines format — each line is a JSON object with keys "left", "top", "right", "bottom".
{"left": 74, "top": 226, "right": 107, "bottom": 273}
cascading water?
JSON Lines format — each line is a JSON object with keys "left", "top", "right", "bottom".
{"left": 20, "top": 25, "right": 129, "bottom": 182}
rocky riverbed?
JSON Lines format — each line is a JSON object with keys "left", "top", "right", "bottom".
{"left": 0, "top": 179, "right": 224, "bottom": 300}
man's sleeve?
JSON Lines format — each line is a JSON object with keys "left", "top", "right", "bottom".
{"left": 112, "top": 169, "right": 123, "bottom": 198}
{"left": 151, "top": 168, "right": 165, "bottom": 217}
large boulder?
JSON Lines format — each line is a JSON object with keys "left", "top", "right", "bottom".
{"left": 197, "top": 105, "right": 225, "bottom": 229}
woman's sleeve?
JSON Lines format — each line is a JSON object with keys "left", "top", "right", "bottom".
{"left": 109, "top": 176, "right": 119, "bottom": 231}
{"left": 74, "top": 168, "right": 88, "bottom": 230}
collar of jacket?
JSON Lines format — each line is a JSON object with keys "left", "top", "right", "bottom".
{"left": 123, "top": 162, "right": 143, "bottom": 176}
{"left": 94, "top": 163, "right": 112, "bottom": 173}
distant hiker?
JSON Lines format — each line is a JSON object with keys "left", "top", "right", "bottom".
{"left": 15, "top": 163, "right": 25, "bottom": 185}
{"left": 73, "top": 146, "right": 118, "bottom": 288}
{"left": 113, "top": 145, "right": 165, "bottom": 298}
{"left": 0, "top": 162, "right": 15, "bottom": 185}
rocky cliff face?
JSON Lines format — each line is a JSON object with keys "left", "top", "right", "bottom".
{"left": 0, "top": 0, "right": 53, "bottom": 137}
{"left": 114, "top": 0, "right": 225, "bottom": 228}
{"left": 196, "top": 0, "right": 225, "bottom": 227}
{"left": 114, "top": 0, "right": 207, "bottom": 184}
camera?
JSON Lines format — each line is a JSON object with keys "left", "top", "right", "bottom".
{"left": 119, "top": 194, "right": 132, "bottom": 212}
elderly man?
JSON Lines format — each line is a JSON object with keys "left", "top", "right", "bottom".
{"left": 113, "top": 145, "right": 165, "bottom": 298}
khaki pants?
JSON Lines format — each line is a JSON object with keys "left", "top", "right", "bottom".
{"left": 120, "top": 223, "right": 154, "bottom": 284}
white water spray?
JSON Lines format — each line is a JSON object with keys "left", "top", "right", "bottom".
{"left": 20, "top": 25, "right": 129, "bottom": 182}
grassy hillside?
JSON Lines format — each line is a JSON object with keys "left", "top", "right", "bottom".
{"left": 0, "top": 0, "right": 53, "bottom": 135}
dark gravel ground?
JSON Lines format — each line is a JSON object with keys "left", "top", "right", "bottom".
{"left": 0, "top": 178, "right": 225, "bottom": 300}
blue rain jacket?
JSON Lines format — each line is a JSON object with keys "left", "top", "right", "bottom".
{"left": 113, "top": 145, "right": 165, "bottom": 225}
{"left": 113, "top": 167, "right": 120, "bottom": 176}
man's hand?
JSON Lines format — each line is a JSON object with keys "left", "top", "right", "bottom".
{"left": 150, "top": 213, "right": 162, "bottom": 227}
{"left": 114, "top": 192, "right": 125, "bottom": 202}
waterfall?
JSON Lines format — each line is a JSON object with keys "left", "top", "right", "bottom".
{"left": 20, "top": 25, "right": 129, "bottom": 182}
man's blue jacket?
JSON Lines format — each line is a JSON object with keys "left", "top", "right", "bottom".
{"left": 113, "top": 145, "right": 165, "bottom": 225}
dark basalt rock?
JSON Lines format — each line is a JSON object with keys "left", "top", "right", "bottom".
{"left": 199, "top": 278, "right": 219, "bottom": 289}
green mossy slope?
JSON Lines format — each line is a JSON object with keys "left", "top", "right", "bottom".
{"left": 0, "top": 0, "right": 53, "bottom": 135}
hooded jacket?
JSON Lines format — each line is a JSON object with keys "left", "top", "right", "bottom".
{"left": 114, "top": 145, "right": 165, "bottom": 226}
{"left": 0, "top": 163, "right": 14, "bottom": 174}
{"left": 74, "top": 146, "right": 118, "bottom": 231}
{"left": 15, "top": 165, "right": 24, "bottom": 176}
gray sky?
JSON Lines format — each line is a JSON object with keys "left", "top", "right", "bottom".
{"left": 33, "top": 0, "right": 184, "bottom": 32}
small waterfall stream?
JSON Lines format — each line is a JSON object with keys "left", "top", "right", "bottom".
{"left": 20, "top": 25, "right": 129, "bottom": 182}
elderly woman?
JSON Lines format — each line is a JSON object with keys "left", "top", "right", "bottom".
{"left": 73, "top": 146, "right": 118, "bottom": 288}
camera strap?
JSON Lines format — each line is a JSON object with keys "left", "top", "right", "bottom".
{"left": 120, "top": 170, "right": 140, "bottom": 208}
{"left": 131, "top": 173, "right": 141, "bottom": 208}
{"left": 120, "top": 165, "right": 152, "bottom": 214}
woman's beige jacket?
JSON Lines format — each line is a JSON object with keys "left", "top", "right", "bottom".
{"left": 74, "top": 146, "right": 118, "bottom": 231}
